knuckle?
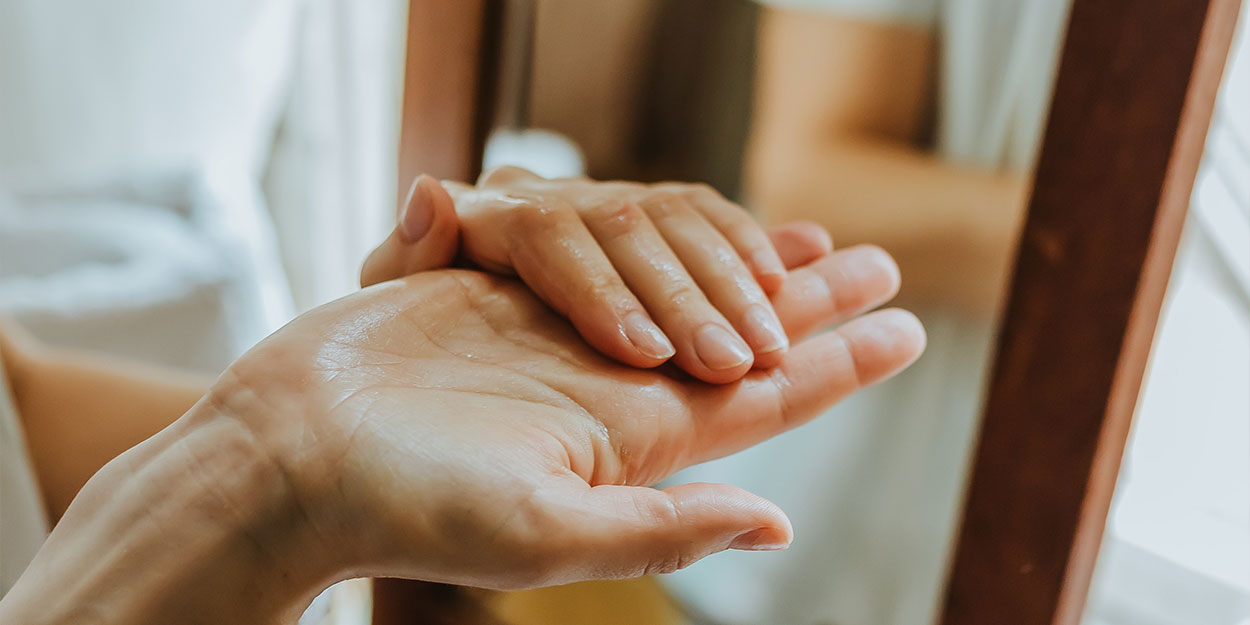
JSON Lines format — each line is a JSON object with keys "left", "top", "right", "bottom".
{"left": 644, "top": 553, "right": 685, "bottom": 576}
{"left": 478, "top": 164, "right": 535, "bottom": 187}
{"left": 586, "top": 200, "right": 648, "bottom": 240}
{"left": 643, "top": 544, "right": 700, "bottom": 576}
{"left": 658, "top": 282, "right": 705, "bottom": 308}
{"left": 731, "top": 222, "right": 772, "bottom": 248}
{"left": 510, "top": 200, "right": 574, "bottom": 232}
{"left": 681, "top": 182, "right": 721, "bottom": 201}
{"left": 641, "top": 192, "right": 691, "bottom": 221}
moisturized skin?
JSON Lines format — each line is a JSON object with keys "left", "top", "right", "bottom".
{"left": 1, "top": 254, "right": 922, "bottom": 624}
{"left": 5, "top": 170, "right": 835, "bottom": 526}
{"left": 364, "top": 167, "right": 804, "bottom": 383}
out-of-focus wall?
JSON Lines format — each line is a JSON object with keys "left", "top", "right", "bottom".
{"left": 527, "top": 0, "right": 759, "bottom": 198}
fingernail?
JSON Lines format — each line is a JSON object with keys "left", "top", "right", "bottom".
{"left": 399, "top": 175, "right": 435, "bottom": 241}
{"left": 623, "top": 311, "right": 676, "bottom": 360}
{"left": 751, "top": 249, "right": 786, "bottom": 281}
{"left": 741, "top": 304, "right": 789, "bottom": 354}
{"left": 693, "top": 324, "right": 753, "bottom": 370}
{"left": 730, "top": 528, "right": 791, "bottom": 552}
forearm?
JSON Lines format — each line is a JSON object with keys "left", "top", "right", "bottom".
{"left": 2, "top": 333, "right": 210, "bottom": 521}
{"left": 0, "top": 400, "right": 336, "bottom": 625}
{"left": 747, "top": 136, "right": 1030, "bottom": 315}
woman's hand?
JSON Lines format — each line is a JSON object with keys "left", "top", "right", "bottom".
{"left": 228, "top": 259, "right": 920, "bottom": 591}
{"left": 2, "top": 252, "right": 919, "bottom": 623}
{"left": 361, "top": 168, "right": 841, "bottom": 383}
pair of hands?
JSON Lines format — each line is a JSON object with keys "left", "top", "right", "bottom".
{"left": 5, "top": 169, "right": 924, "bottom": 624}
{"left": 363, "top": 166, "right": 888, "bottom": 382}
{"left": 248, "top": 168, "right": 924, "bottom": 589}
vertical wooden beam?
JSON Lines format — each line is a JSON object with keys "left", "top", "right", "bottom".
{"left": 939, "top": 1, "right": 1241, "bottom": 624}
{"left": 396, "top": 0, "right": 502, "bottom": 202}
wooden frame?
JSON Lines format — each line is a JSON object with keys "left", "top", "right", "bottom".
{"left": 938, "top": 0, "right": 1241, "bottom": 623}
{"left": 394, "top": 0, "right": 501, "bottom": 201}
{"left": 380, "top": 0, "right": 1241, "bottom": 623}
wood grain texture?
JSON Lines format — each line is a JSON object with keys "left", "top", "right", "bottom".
{"left": 938, "top": 1, "right": 1242, "bottom": 624}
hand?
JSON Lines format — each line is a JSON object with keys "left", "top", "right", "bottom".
{"left": 221, "top": 258, "right": 923, "bottom": 592}
{"left": 2, "top": 256, "right": 920, "bottom": 624}
{"left": 361, "top": 168, "right": 841, "bottom": 383}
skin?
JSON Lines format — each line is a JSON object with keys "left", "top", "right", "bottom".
{"left": 1, "top": 257, "right": 923, "bottom": 623}
{"left": 6, "top": 172, "right": 831, "bottom": 527}
{"left": 746, "top": 10, "right": 1033, "bottom": 318}
{"left": 0, "top": 172, "right": 916, "bottom": 621}
{"left": 367, "top": 167, "right": 798, "bottom": 382}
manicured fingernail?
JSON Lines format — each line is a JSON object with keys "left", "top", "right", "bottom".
{"left": 730, "top": 528, "right": 791, "bottom": 552}
{"left": 693, "top": 324, "right": 753, "bottom": 370}
{"left": 399, "top": 175, "right": 435, "bottom": 241}
{"left": 741, "top": 304, "right": 789, "bottom": 354}
{"left": 623, "top": 312, "right": 676, "bottom": 360}
{"left": 751, "top": 249, "right": 786, "bottom": 281}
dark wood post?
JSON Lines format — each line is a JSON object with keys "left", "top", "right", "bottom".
{"left": 395, "top": 0, "right": 502, "bottom": 203}
{"left": 939, "top": 1, "right": 1242, "bottom": 623}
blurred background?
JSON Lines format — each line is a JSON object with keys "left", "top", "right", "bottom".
{"left": 0, "top": 1, "right": 1245, "bottom": 624}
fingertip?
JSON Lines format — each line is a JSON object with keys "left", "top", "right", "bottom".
{"left": 662, "top": 482, "right": 792, "bottom": 551}
{"left": 751, "top": 348, "right": 787, "bottom": 371}
{"left": 754, "top": 268, "right": 787, "bottom": 295}
{"left": 729, "top": 526, "right": 793, "bottom": 552}
{"left": 399, "top": 175, "right": 436, "bottom": 241}
{"left": 768, "top": 221, "right": 834, "bottom": 269}
{"left": 477, "top": 165, "right": 543, "bottom": 187}
{"left": 740, "top": 304, "right": 789, "bottom": 361}
{"left": 878, "top": 307, "right": 927, "bottom": 358}
{"left": 748, "top": 248, "right": 788, "bottom": 294}
{"left": 567, "top": 306, "right": 672, "bottom": 370}
{"left": 793, "top": 221, "right": 834, "bottom": 254}
{"left": 840, "top": 308, "right": 927, "bottom": 383}
{"left": 621, "top": 310, "right": 677, "bottom": 362}
{"left": 418, "top": 174, "right": 457, "bottom": 215}
{"left": 849, "top": 244, "right": 902, "bottom": 299}
{"left": 688, "top": 324, "right": 755, "bottom": 383}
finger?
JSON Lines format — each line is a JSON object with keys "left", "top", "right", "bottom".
{"left": 477, "top": 165, "right": 545, "bottom": 188}
{"left": 767, "top": 221, "right": 834, "bottom": 269}
{"left": 636, "top": 193, "right": 789, "bottom": 369}
{"left": 581, "top": 199, "right": 756, "bottom": 383}
{"left": 360, "top": 175, "right": 460, "bottom": 287}
{"left": 661, "top": 183, "right": 787, "bottom": 293}
{"left": 772, "top": 244, "right": 902, "bottom": 340}
{"left": 468, "top": 201, "right": 677, "bottom": 367}
{"left": 688, "top": 308, "right": 926, "bottom": 463}
{"left": 533, "top": 478, "right": 792, "bottom": 586}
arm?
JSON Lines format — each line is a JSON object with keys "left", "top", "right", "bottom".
{"left": 0, "top": 171, "right": 825, "bottom": 526}
{"left": 1, "top": 252, "right": 922, "bottom": 623}
{"left": 746, "top": 9, "right": 1031, "bottom": 317}
{"left": 0, "top": 321, "right": 209, "bottom": 523}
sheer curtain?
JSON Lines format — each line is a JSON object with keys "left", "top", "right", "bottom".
{"left": 265, "top": 0, "right": 409, "bottom": 313}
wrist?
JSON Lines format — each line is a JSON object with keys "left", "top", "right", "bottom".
{"left": 175, "top": 398, "right": 348, "bottom": 617}
{"left": 0, "top": 398, "right": 341, "bottom": 624}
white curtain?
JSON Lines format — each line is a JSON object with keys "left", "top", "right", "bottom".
{"left": 265, "top": 0, "right": 409, "bottom": 312}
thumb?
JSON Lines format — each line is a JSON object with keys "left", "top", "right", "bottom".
{"left": 360, "top": 175, "right": 460, "bottom": 287}
{"left": 541, "top": 480, "right": 792, "bottom": 585}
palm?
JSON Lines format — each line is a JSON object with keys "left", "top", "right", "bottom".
{"left": 230, "top": 269, "right": 922, "bottom": 588}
